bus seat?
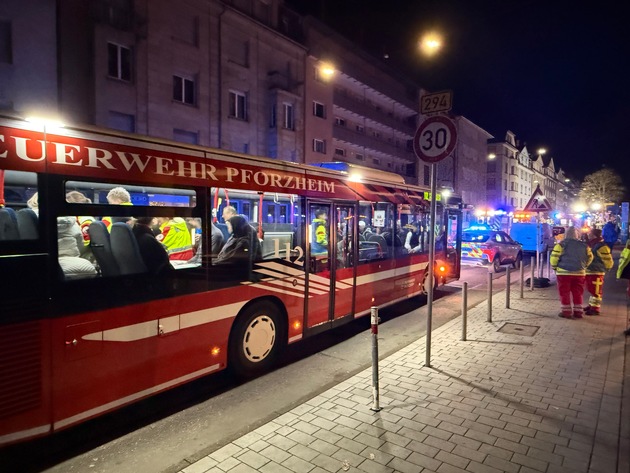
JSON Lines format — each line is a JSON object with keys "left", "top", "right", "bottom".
{"left": 16, "top": 208, "right": 39, "bottom": 239}
{"left": 0, "top": 207, "right": 20, "bottom": 240}
{"left": 89, "top": 221, "right": 120, "bottom": 277}
{"left": 368, "top": 233, "right": 387, "bottom": 254}
{"left": 110, "top": 223, "right": 147, "bottom": 275}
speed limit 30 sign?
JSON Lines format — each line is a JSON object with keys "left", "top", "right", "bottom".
{"left": 413, "top": 116, "right": 457, "bottom": 163}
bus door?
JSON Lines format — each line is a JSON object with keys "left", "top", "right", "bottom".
{"left": 445, "top": 208, "right": 462, "bottom": 279}
{"left": 305, "top": 202, "right": 356, "bottom": 330}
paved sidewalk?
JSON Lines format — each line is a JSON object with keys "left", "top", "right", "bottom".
{"left": 177, "top": 273, "right": 630, "bottom": 473}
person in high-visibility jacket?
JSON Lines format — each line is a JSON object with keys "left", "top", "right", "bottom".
{"left": 550, "top": 226, "right": 593, "bottom": 319}
{"left": 311, "top": 208, "right": 328, "bottom": 255}
{"left": 155, "top": 216, "right": 194, "bottom": 261}
{"left": 584, "top": 228, "right": 613, "bottom": 315}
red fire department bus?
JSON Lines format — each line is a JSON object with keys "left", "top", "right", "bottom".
{"left": 0, "top": 115, "right": 462, "bottom": 445}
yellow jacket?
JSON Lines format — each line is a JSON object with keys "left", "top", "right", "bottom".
{"left": 617, "top": 247, "right": 630, "bottom": 279}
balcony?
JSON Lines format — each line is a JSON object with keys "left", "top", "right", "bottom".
{"left": 333, "top": 124, "right": 416, "bottom": 162}
{"left": 333, "top": 89, "right": 416, "bottom": 135}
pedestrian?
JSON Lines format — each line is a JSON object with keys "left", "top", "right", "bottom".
{"left": 584, "top": 228, "right": 613, "bottom": 315}
{"left": 550, "top": 226, "right": 593, "bottom": 319}
{"left": 602, "top": 218, "right": 619, "bottom": 251}
{"left": 617, "top": 240, "right": 630, "bottom": 336}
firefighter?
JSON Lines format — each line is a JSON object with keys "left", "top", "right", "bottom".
{"left": 584, "top": 228, "right": 613, "bottom": 315}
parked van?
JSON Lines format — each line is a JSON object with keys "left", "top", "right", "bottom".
{"left": 509, "top": 222, "right": 553, "bottom": 254}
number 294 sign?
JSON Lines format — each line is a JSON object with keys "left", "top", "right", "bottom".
{"left": 413, "top": 116, "right": 458, "bottom": 163}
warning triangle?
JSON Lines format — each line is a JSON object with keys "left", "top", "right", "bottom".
{"left": 523, "top": 185, "right": 553, "bottom": 212}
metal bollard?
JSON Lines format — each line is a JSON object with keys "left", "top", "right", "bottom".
{"left": 370, "top": 306, "right": 381, "bottom": 412}
{"left": 530, "top": 256, "right": 535, "bottom": 291}
{"left": 519, "top": 260, "right": 524, "bottom": 299}
{"left": 505, "top": 267, "right": 511, "bottom": 308}
{"left": 461, "top": 282, "right": 468, "bottom": 341}
{"left": 487, "top": 272, "right": 493, "bottom": 322}
{"left": 546, "top": 249, "right": 551, "bottom": 278}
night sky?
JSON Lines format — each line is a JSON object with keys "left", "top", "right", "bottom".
{"left": 287, "top": 0, "right": 629, "bottom": 186}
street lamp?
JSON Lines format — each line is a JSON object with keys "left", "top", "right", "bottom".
{"left": 419, "top": 32, "right": 443, "bottom": 57}
{"left": 488, "top": 153, "right": 496, "bottom": 160}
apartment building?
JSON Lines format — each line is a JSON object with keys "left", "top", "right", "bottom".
{"left": 302, "top": 18, "right": 420, "bottom": 181}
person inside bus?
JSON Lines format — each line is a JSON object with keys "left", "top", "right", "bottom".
{"left": 133, "top": 216, "right": 173, "bottom": 275}
{"left": 211, "top": 222, "right": 225, "bottom": 256}
{"left": 155, "top": 215, "right": 194, "bottom": 261}
{"left": 311, "top": 208, "right": 328, "bottom": 255}
{"left": 102, "top": 186, "right": 134, "bottom": 229}
{"left": 358, "top": 220, "right": 372, "bottom": 239}
{"left": 404, "top": 223, "right": 423, "bottom": 254}
{"left": 28, "top": 193, "right": 97, "bottom": 278}
{"left": 215, "top": 214, "right": 262, "bottom": 269}
{"left": 66, "top": 190, "right": 95, "bottom": 260}
{"left": 222, "top": 204, "right": 264, "bottom": 242}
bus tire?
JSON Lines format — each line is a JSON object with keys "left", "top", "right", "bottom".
{"left": 420, "top": 270, "right": 437, "bottom": 295}
{"left": 228, "top": 301, "right": 285, "bottom": 379}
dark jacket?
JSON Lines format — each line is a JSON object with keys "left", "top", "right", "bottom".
{"left": 602, "top": 222, "right": 619, "bottom": 244}
{"left": 216, "top": 215, "right": 262, "bottom": 266}
{"left": 133, "top": 223, "right": 172, "bottom": 275}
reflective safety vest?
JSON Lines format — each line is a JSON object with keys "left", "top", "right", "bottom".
{"left": 76, "top": 216, "right": 94, "bottom": 246}
{"left": 156, "top": 217, "right": 194, "bottom": 260}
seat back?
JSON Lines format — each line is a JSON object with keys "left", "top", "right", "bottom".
{"left": 110, "top": 223, "right": 147, "bottom": 275}
{"left": 16, "top": 208, "right": 39, "bottom": 239}
{"left": 89, "top": 221, "right": 120, "bottom": 277}
{"left": 0, "top": 208, "right": 20, "bottom": 240}
{"left": 368, "top": 233, "right": 388, "bottom": 254}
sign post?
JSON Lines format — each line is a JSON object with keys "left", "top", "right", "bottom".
{"left": 413, "top": 116, "right": 457, "bottom": 367}
{"left": 523, "top": 185, "right": 553, "bottom": 281}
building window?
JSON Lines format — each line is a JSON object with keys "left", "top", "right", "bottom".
{"left": 0, "top": 21, "right": 12, "bottom": 64}
{"left": 487, "top": 161, "right": 496, "bottom": 172}
{"left": 108, "top": 111, "right": 135, "bottom": 133}
{"left": 334, "top": 148, "right": 345, "bottom": 157}
{"left": 313, "top": 101, "right": 325, "bottom": 118}
{"left": 313, "top": 139, "right": 326, "bottom": 154}
{"left": 173, "top": 129, "right": 198, "bottom": 145}
{"left": 283, "top": 103, "right": 294, "bottom": 130}
{"left": 173, "top": 75, "right": 195, "bottom": 105}
{"left": 335, "top": 117, "right": 345, "bottom": 127}
{"left": 355, "top": 153, "right": 364, "bottom": 161}
{"left": 504, "top": 180, "right": 507, "bottom": 191}
{"left": 229, "top": 90, "right": 247, "bottom": 120}
{"left": 107, "top": 42, "right": 132, "bottom": 81}
{"left": 372, "top": 158, "right": 380, "bottom": 165}
{"left": 487, "top": 178, "right": 496, "bottom": 190}
{"left": 356, "top": 125, "right": 364, "bottom": 133}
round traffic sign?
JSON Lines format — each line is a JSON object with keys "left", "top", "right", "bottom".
{"left": 413, "top": 116, "right": 458, "bottom": 163}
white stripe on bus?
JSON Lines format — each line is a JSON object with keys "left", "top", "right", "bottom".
{"left": 81, "top": 262, "right": 427, "bottom": 343}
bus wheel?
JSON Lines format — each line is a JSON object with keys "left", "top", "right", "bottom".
{"left": 228, "top": 302, "right": 285, "bottom": 378}
{"left": 420, "top": 270, "right": 436, "bottom": 295}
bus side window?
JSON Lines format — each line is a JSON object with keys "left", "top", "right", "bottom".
{"left": 0, "top": 170, "right": 39, "bottom": 242}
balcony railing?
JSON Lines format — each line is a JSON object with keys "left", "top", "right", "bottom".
{"left": 333, "top": 124, "right": 416, "bottom": 162}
